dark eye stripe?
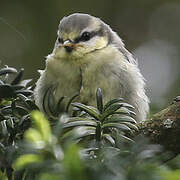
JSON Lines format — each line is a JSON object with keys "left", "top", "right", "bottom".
{"left": 74, "top": 30, "right": 102, "bottom": 43}
{"left": 74, "top": 32, "right": 91, "bottom": 43}
{"left": 58, "top": 37, "right": 63, "bottom": 44}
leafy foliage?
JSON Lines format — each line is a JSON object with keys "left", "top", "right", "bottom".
{"left": 0, "top": 66, "right": 38, "bottom": 179}
{"left": 61, "top": 88, "right": 137, "bottom": 150}
{"left": 0, "top": 66, "right": 179, "bottom": 180}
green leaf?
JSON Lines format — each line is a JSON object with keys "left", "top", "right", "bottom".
{"left": 31, "top": 111, "right": 51, "bottom": 143}
{"left": 0, "top": 79, "right": 4, "bottom": 85}
{"left": 0, "top": 67, "right": 17, "bottom": 76}
{"left": 39, "top": 173, "right": 60, "bottom": 180}
{"left": 18, "top": 114, "right": 29, "bottom": 126}
{"left": 103, "top": 98, "right": 124, "bottom": 111}
{"left": 19, "top": 79, "right": 32, "bottom": 87}
{"left": 62, "top": 127, "right": 95, "bottom": 140}
{"left": 1, "top": 106, "right": 12, "bottom": 114}
{"left": 119, "top": 102, "right": 135, "bottom": 109}
{"left": 11, "top": 85, "right": 25, "bottom": 90}
{"left": 62, "top": 120, "right": 97, "bottom": 129}
{"left": 11, "top": 68, "right": 24, "bottom": 85}
{"left": 102, "top": 122, "right": 131, "bottom": 132}
{"left": 47, "top": 86, "right": 58, "bottom": 116}
{"left": 65, "top": 93, "right": 79, "bottom": 113}
{"left": 101, "top": 103, "right": 123, "bottom": 120}
{"left": 114, "top": 107, "right": 130, "bottom": 115}
{"left": 1, "top": 120, "right": 8, "bottom": 135}
{"left": 115, "top": 107, "right": 136, "bottom": 116}
{"left": 11, "top": 101, "right": 29, "bottom": 116}
{"left": 24, "top": 128, "right": 43, "bottom": 143}
{"left": 68, "top": 117, "right": 96, "bottom": 121}
{"left": 17, "top": 93, "right": 28, "bottom": 101}
{"left": 118, "top": 134, "right": 134, "bottom": 143}
{"left": 96, "top": 88, "right": 103, "bottom": 113}
{"left": 42, "top": 86, "right": 54, "bottom": 116}
{"left": 95, "top": 122, "right": 101, "bottom": 141}
{"left": 7, "top": 117, "right": 14, "bottom": 128}
{"left": 15, "top": 89, "right": 33, "bottom": 96}
{"left": 63, "top": 144, "right": 85, "bottom": 180}
{"left": 128, "top": 110, "right": 136, "bottom": 116}
{"left": 13, "top": 154, "right": 43, "bottom": 170}
{"left": 71, "top": 102, "right": 100, "bottom": 120}
{"left": 74, "top": 126, "right": 96, "bottom": 138}
{"left": 103, "top": 134, "right": 115, "bottom": 146}
{"left": 161, "top": 170, "right": 180, "bottom": 180}
{"left": 74, "top": 128, "right": 95, "bottom": 140}
{"left": 55, "top": 96, "right": 65, "bottom": 114}
{"left": 105, "top": 115, "right": 137, "bottom": 124}
{"left": 121, "top": 122, "right": 138, "bottom": 131}
{"left": 0, "top": 170, "right": 8, "bottom": 180}
{"left": 25, "top": 99, "right": 39, "bottom": 110}
{"left": 105, "top": 102, "right": 135, "bottom": 112}
{"left": 0, "top": 113, "right": 5, "bottom": 122}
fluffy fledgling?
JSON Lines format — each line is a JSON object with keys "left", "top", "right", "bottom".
{"left": 34, "top": 13, "right": 149, "bottom": 121}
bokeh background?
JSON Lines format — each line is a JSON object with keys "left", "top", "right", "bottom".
{"left": 0, "top": 0, "right": 179, "bottom": 113}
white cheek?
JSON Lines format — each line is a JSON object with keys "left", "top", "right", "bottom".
{"left": 81, "top": 36, "right": 108, "bottom": 51}
{"left": 82, "top": 36, "right": 99, "bottom": 47}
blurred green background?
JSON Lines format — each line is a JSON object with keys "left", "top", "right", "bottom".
{"left": 0, "top": 0, "right": 179, "bottom": 112}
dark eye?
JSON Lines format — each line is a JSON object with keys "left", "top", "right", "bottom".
{"left": 80, "top": 32, "right": 91, "bottom": 41}
{"left": 58, "top": 37, "right": 63, "bottom": 44}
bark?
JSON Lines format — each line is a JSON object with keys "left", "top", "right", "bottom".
{"left": 137, "top": 99, "right": 180, "bottom": 155}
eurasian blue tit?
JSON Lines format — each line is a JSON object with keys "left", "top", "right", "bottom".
{"left": 34, "top": 13, "right": 149, "bottom": 121}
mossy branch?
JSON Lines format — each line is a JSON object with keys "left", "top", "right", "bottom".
{"left": 137, "top": 100, "right": 180, "bottom": 155}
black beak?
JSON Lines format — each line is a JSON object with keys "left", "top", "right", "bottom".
{"left": 63, "top": 40, "right": 74, "bottom": 53}
{"left": 64, "top": 46, "right": 73, "bottom": 53}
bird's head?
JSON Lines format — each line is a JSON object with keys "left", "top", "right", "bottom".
{"left": 53, "top": 13, "right": 114, "bottom": 61}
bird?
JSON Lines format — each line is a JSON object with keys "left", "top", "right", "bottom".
{"left": 34, "top": 13, "right": 149, "bottom": 121}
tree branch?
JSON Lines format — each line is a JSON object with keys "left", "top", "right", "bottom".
{"left": 137, "top": 99, "right": 180, "bottom": 155}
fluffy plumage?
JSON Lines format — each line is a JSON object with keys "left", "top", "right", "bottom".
{"left": 34, "top": 13, "right": 149, "bottom": 121}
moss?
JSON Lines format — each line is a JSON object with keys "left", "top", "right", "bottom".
{"left": 136, "top": 102, "right": 180, "bottom": 154}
